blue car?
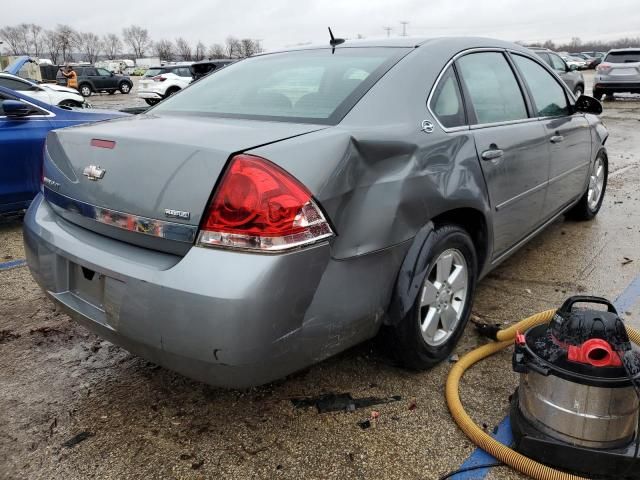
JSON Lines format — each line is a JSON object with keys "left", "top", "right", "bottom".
{"left": 0, "top": 85, "right": 127, "bottom": 214}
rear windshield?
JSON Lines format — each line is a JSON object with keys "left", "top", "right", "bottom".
{"left": 605, "top": 51, "right": 640, "bottom": 63}
{"left": 144, "top": 68, "right": 166, "bottom": 77}
{"left": 152, "top": 48, "right": 410, "bottom": 124}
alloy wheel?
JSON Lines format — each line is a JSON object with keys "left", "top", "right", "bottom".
{"left": 419, "top": 248, "right": 469, "bottom": 346}
{"left": 587, "top": 157, "right": 605, "bottom": 211}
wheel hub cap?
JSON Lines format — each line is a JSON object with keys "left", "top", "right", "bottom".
{"left": 587, "top": 158, "right": 605, "bottom": 211}
{"left": 419, "top": 249, "right": 469, "bottom": 346}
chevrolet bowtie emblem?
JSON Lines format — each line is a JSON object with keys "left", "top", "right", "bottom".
{"left": 83, "top": 165, "right": 106, "bottom": 181}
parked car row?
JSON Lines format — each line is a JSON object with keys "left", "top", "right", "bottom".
{"left": 136, "top": 59, "right": 234, "bottom": 105}
{"left": 528, "top": 47, "right": 585, "bottom": 96}
{"left": 594, "top": 49, "right": 640, "bottom": 100}
{"left": 14, "top": 37, "right": 608, "bottom": 388}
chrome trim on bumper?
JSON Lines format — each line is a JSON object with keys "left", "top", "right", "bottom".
{"left": 43, "top": 187, "right": 198, "bottom": 243}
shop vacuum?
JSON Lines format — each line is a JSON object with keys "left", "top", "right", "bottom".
{"left": 511, "top": 296, "right": 640, "bottom": 479}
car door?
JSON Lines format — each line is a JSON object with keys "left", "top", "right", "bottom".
{"left": 96, "top": 68, "right": 114, "bottom": 89}
{"left": 456, "top": 51, "right": 549, "bottom": 257}
{"left": 0, "top": 94, "right": 52, "bottom": 212}
{"left": 511, "top": 53, "right": 591, "bottom": 218}
{"left": 83, "top": 68, "right": 99, "bottom": 89}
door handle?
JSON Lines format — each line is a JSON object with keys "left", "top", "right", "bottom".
{"left": 550, "top": 135, "right": 565, "bottom": 144}
{"left": 481, "top": 149, "right": 504, "bottom": 161}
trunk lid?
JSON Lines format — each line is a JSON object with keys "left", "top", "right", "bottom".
{"left": 44, "top": 114, "right": 326, "bottom": 254}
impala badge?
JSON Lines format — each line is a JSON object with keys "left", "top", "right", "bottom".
{"left": 83, "top": 165, "right": 106, "bottom": 181}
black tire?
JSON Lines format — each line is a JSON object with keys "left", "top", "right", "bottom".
{"left": 108, "top": 90, "right": 116, "bottom": 95}
{"left": 574, "top": 85, "right": 584, "bottom": 97}
{"left": 165, "top": 87, "right": 180, "bottom": 98}
{"left": 144, "top": 98, "right": 159, "bottom": 106}
{"left": 567, "top": 152, "right": 608, "bottom": 221}
{"left": 119, "top": 82, "right": 132, "bottom": 94}
{"left": 387, "top": 225, "right": 478, "bottom": 370}
{"left": 593, "top": 89, "right": 603, "bottom": 100}
{"left": 79, "top": 84, "right": 92, "bottom": 97}
{"left": 58, "top": 100, "right": 83, "bottom": 108}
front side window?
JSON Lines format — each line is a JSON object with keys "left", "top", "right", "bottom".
{"left": 97, "top": 68, "right": 111, "bottom": 76}
{"left": 513, "top": 55, "right": 569, "bottom": 118}
{"left": 456, "top": 52, "right": 528, "bottom": 125}
{"left": 152, "top": 48, "right": 410, "bottom": 124}
{"left": 429, "top": 67, "right": 466, "bottom": 128}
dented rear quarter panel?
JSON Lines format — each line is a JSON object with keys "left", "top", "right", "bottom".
{"left": 251, "top": 39, "right": 493, "bottom": 265}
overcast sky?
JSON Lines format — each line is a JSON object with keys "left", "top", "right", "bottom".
{"left": 4, "top": 0, "right": 640, "bottom": 51}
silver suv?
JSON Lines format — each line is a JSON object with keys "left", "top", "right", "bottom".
{"left": 529, "top": 48, "right": 585, "bottom": 96}
{"left": 594, "top": 49, "right": 640, "bottom": 100}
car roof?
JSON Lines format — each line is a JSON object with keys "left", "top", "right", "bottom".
{"left": 263, "top": 36, "right": 533, "bottom": 56}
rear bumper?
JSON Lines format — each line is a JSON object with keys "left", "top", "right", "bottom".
{"left": 594, "top": 81, "right": 640, "bottom": 93}
{"left": 137, "top": 90, "right": 163, "bottom": 99}
{"left": 23, "top": 195, "right": 406, "bottom": 387}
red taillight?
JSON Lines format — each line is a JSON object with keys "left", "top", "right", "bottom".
{"left": 197, "top": 154, "right": 334, "bottom": 252}
{"left": 597, "top": 63, "right": 611, "bottom": 73}
{"left": 152, "top": 75, "right": 167, "bottom": 82}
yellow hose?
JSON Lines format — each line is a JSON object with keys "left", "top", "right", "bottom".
{"left": 445, "top": 309, "right": 640, "bottom": 480}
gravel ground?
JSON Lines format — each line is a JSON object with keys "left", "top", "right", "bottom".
{"left": 1, "top": 70, "right": 640, "bottom": 480}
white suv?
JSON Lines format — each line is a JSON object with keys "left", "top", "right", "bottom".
{"left": 137, "top": 65, "right": 193, "bottom": 105}
{"left": 0, "top": 73, "right": 86, "bottom": 107}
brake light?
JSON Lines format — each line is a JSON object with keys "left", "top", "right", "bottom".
{"left": 152, "top": 75, "right": 167, "bottom": 82}
{"left": 597, "top": 63, "right": 612, "bottom": 73}
{"left": 197, "top": 154, "right": 334, "bottom": 252}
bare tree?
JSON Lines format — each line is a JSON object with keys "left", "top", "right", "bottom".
{"left": 570, "top": 37, "right": 582, "bottom": 49}
{"left": 175, "top": 37, "right": 192, "bottom": 61}
{"left": 542, "top": 39, "right": 556, "bottom": 50}
{"left": 208, "top": 43, "right": 225, "bottom": 59}
{"left": 194, "top": 41, "right": 206, "bottom": 61}
{"left": 103, "top": 33, "right": 122, "bottom": 59}
{"left": 122, "top": 25, "right": 150, "bottom": 58}
{"left": 0, "top": 24, "right": 29, "bottom": 55}
{"left": 28, "top": 24, "right": 44, "bottom": 58}
{"left": 225, "top": 36, "right": 242, "bottom": 59}
{"left": 239, "top": 38, "right": 262, "bottom": 58}
{"left": 77, "top": 32, "right": 102, "bottom": 64}
{"left": 43, "top": 29, "right": 62, "bottom": 64}
{"left": 154, "top": 39, "right": 174, "bottom": 62}
{"left": 54, "top": 24, "right": 79, "bottom": 63}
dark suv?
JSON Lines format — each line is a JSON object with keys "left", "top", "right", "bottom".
{"left": 57, "top": 66, "right": 133, "bottom": 97}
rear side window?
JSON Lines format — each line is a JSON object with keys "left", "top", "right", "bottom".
{"left": 457, "top": 52, "right": 528, "bottom": 125}
{"left": 549, "top": 54, "right": 566, "bottom": 72}
{"left": 0, "top": 77, "right": 31, "bottom": 91}
{"left": 512, "top": 55, "right": 569, "bottom": 117}
{"left": 153, "top": 48, "right": 410, "bottom": 124}
{"left": 605, "top": 51, "right": 640, "bottom": 63}
{"left": 85, "top": 68, "right": 98, "bottom": 76}
{"left": 144, "top": 68, "right": 166, "bottom": 77}
{"left": 429, "top": 67, "right": 466, "bottom": 128}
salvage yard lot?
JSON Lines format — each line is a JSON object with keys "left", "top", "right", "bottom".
{"left": 1, "top": 71, "right": 640, "bottom": 480}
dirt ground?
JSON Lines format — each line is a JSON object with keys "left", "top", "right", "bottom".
{"left": 1, "top": 71, "right": 640, "bottom": 480}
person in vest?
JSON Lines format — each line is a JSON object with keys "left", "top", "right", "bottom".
{"left": 60, "top": 65, "right": 78, "bottom": 90}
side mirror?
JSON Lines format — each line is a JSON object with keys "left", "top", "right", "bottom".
{"left": 574, "top": 95, "right": 602, "bottom": 115}
{"left": 2, "top": 100, "right": 34, "bottom": 118}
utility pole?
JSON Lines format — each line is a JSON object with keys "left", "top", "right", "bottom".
{"left": 400, "top": 21, "right": 409, "bottom": 37}
{"left": 383, "top": 26, "right": 392, "bottom": 38}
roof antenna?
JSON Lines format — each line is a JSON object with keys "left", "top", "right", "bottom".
{"left": 328, "top": 27, "right": 345, "bottom": 53}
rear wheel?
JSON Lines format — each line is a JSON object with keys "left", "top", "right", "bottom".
{"left": 567, "top": 152, "right": 607, "bottom": 221}
{"left": 387, "top": 225, "right": 477, "bottom": 370}
{"left": 164, "top": 87, "right": 180, "bottom": 98}
{"left": 593, "top": 89, "right": 603, "bottom": 100}
{"left": 108, "top": 90, "right": 116, "bottom": 95}
{"left": 144, "top": 98, "right": 159, "bottom": 106}
{"left": 79, "top": 84, "right": 92, "bottom": 97}
{"left": 573, "top": 85, "right": 584, "bottom": 97}
{"left": 119, "top": 82, "right": 131, "bottom": 94}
